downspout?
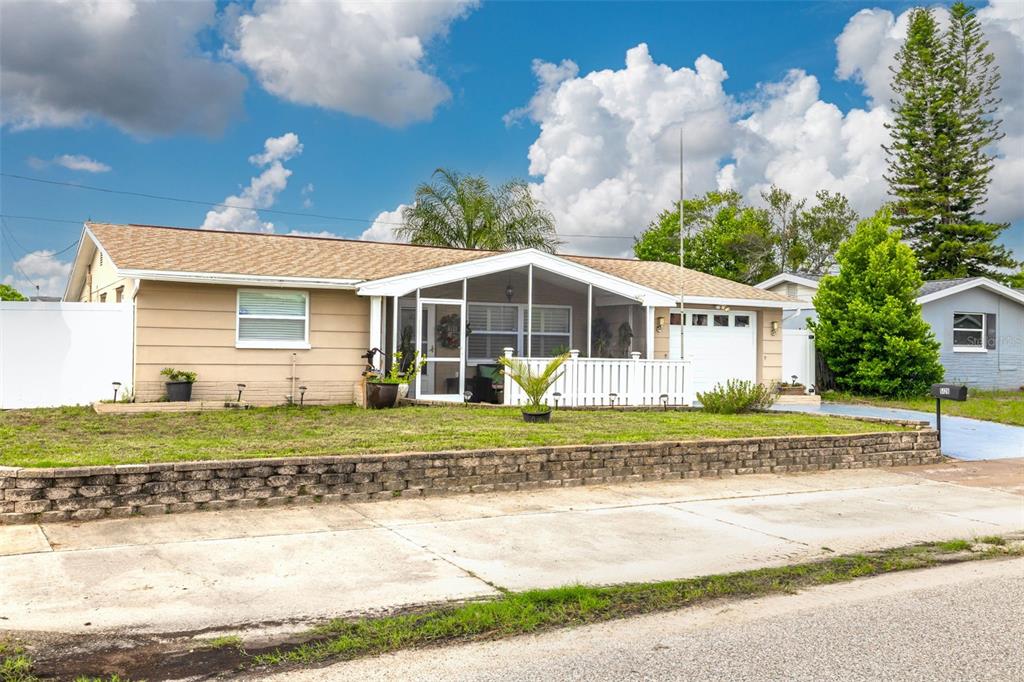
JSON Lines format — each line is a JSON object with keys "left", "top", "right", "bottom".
{"left": 131, "top": 278, "right": 140, "bottom": 399}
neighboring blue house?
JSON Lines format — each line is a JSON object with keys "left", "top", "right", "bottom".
{"left": 756, "top": 274, "right": 1024, "bottom": 391}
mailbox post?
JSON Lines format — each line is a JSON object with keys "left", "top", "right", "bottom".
{"left": 930, "top": 384, "right": 968, "bottom": 445}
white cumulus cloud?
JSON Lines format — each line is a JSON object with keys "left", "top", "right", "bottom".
{"left": 0, "top": 0, "right": 246, "bottom": 136}
{"left": 360, "top": 205, "right": 409, "bottom": 243}
{"left": 53, "top": 154, "right": 111, "bottom": 173}
{"left": 3, "top": 249, "right": 72, "bottom": 298}
{"left": 515, "top": 1, "right": 1024, "bottom": 256}
{"left": 201, "top": 133, "right": 303, "bottom": 233}
{"left": 228, "top": 0, "right": 477, "bottom": 127}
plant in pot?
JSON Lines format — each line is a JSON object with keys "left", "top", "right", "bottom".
{"left": 160, "top": 367, "right": 197, "bottom": 402}
{"left": 777, "top": 375, "right": 806, "bottom": 396}
{"left": 497, "top": 352, "right": 569, "bottom": 423}
{"left": 365, "top": 351, "right": 424, "bottom": 409}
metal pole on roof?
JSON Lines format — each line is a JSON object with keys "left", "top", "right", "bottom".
{"left": 679, "top": 127, "right": 686, "bottom": 367}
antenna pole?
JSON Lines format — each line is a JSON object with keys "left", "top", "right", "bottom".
{"left": 679, "top": 127, "right": 685, "bottom": 366}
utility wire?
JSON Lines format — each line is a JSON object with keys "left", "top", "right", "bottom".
{"left": 0, "top": 218, "right": 40, "bottom": 291}
{"left": 0, "top": 173, "right": 637, "bottom": 239}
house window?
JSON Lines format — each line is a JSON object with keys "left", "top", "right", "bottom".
{"left": 237, "top": 289, "right": 309, "bottom": 349}
{"left": 690, "top": 313, "right": 708, "bottom": 327}
{"left": 529, "top": 306, "right": 571, "bottom": 356}
{"left": 734, "top": 315, "right": 750, "bottom": 328}
{"left": 468, "top": 304, "right": 519, "bottom": 361}
{"left": 713, "top": 314, "right": 729, "bottom": 327}
{"left": 99, "top": 293, "right": 107, "bottom": 303}
{"left": 952, "top": 313, "right": 986, "bottom": 351}
{"left": 115, "top": 286, "right": 124, "bottom": 303}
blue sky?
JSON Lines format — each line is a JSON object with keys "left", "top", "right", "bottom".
{"left": 2, "top": 0, "right": 1021, "bottom": 296}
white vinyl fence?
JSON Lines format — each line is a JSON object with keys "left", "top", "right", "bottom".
{"left": 502, "top": 350, "right": 689, "bottom": 407}
{"left": 0, "top": 302, "right": 134, "bottom": 409}
{"left": 782, "top": 329, "right": 816, "bottom": 391}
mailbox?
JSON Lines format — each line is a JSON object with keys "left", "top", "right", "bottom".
{"left": 931, "top": 384, "right": 968, "bottom": 401}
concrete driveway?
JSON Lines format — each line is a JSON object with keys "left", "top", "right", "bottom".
{"left": 772, "top": 402, "right": 1024, "bottom": 461}
{"left": 2, "top": 467, "right": 1021, "bottom": 636}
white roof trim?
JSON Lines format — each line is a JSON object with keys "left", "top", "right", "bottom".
{"left": 356, "top": 249, "right": 678, "bottom": 306}
{"left": 118, "top": 269, "right": 360, "bottom": 290}
{"left": 916, "top": 278, "right": 1024, "bottom": 306}
{"left": 754, "top": 273, "right": 821, "bottom": 291}
{"left": 62, "top": 224, "right": 103, "bottom": 301}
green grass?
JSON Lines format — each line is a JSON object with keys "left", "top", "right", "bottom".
{"left": 0, "top": 404, "right": 904, "bottom": 468}
{"left": 823, "top": 389, "right": 1024, "bottom": 426}
{"left": 0, "top": 641, "right": 37, "bottom": 682}
{"left": 203, "top": 635, "right": 243, "bottom": 650}
{"left": 250, "top": 537, "right": 1021, "bottom": 668}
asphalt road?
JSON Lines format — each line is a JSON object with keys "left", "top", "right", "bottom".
{"left": 265, "top": 557, "right": 1024, "bottom": 682}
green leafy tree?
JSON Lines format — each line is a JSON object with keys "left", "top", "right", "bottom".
{"left": 1008, "top": 267, "right": 1024, "bottom": 288}
{"left": 396, "top": 168, "right": 559, "bottom": 252}
{"left": 634, "top": 188, "right": 857, "bottom": 282}
{"left": 634, "top": 191, "right": 775, "bottom": 283}
{"left": 0, "top": 284, "right": 28, "bottom": 301}
{"left": 809, "top": 210, "right": 943, "bottom": 398}
{"left": 885, "top": 3, "right": 1017, "bottom": 279}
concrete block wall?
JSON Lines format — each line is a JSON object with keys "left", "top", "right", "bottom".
{"left": 0, "top": 427, "right": 939, "bottom": 525}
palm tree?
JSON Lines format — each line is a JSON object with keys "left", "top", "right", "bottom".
{"left": 396, "top": 168, "right": 559, "bottom": 252}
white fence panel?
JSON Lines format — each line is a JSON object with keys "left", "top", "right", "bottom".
{"left": 503, "top": 350, "right": 689, "bottom": 407}
{"left": 782, "top": 329, "right": 816, "bottom": 391}
{"left": 0, "top": 302, "right": 134, "bottom": 409}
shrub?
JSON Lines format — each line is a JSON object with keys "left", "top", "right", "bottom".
{"left": 809, "top": 210, "right": 943, "bottom": 397}
{"left": 697, "top": 379, "right": 776, "bottom": 414}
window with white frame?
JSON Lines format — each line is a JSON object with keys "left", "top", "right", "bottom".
{"left": 468, "top": 304, "right": 519, "bottom": 360}
{"left": 466, "top": 303, "right": 571, "bottom": 360}
{"left": 952, "top": 312, "right": 985, "bottom": 351}
{"left": 529, "top": 306, "right": 571, "bottom": 357}
{"left": 237, "top": 289, "right": 309, "bottom": 348}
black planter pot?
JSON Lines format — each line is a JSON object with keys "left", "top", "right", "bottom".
{"left": 521, "top": 408, "right": 552, "bottom": 423}
{"left": 166, "top": 381, "right": 193, "bottom": 402}
{"left": 366, "top": 382, "right": 400, "bottom": 409}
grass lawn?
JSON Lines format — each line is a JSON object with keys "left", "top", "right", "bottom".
{"left": 823, "top": 389, "right": 1024, "bottom": 427}
{"left": 0, "top": 404, "right": 905, "bottom": 469}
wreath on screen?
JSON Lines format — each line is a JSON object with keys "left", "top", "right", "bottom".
{"left": 437, "top": 314, "right": 461, "bottom": 349}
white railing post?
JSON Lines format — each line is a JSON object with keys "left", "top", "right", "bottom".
{"left": 568, "top": 349, "right": 580, "bottom": 407}
{"left": 629, "top": 351, "right": 641, "bottom": 405}
{"left": 502, "top": 347, "right": 514, "bottom": 405}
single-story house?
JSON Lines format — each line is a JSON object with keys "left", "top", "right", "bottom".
{"left": 64, "top": 222, "right": 795, "bottom": 406}
{"left": 756, "top": 272, "right": 1024, "bottom": 390}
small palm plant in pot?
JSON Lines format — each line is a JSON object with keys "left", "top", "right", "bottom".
{"left": 497, "top": 352, "right": 569, "bottom": 423}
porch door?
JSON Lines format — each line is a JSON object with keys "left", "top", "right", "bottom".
{"left": 416, "top": 297, "right": 466, "bottom": 402}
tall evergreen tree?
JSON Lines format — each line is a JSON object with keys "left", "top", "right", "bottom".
{"left": 885, "top": 2, "right": 1017, "bottom": 280}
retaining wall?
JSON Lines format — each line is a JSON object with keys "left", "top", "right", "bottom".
{"left": 0, "top": 426, "right": 940, "bottom": 525}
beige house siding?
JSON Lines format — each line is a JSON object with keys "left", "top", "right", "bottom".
{"left": 134, "top": 281, "right": 368, "bottom": 404}
{"left": 652, "top": 305, "right": 782, "bottom": 385}
{"left": 79, "top": 247, "right": 133, "bottom": 303}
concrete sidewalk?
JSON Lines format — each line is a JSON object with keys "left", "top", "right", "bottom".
{"left": 1, "top": 466, "right": 1022, "bottom": 635}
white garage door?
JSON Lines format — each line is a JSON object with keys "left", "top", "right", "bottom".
{"left": 669, "top": 310, "right": 757, "bottom": 403}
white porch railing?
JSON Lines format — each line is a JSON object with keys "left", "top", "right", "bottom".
{"left": 502, "top": 349, "right": 689, "bottom": 407}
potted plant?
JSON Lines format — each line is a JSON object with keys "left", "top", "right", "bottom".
{"left": 160, "top": 367, "right": 197, "bottom": 402}
{"left": 777, "top": 375, "right": 806, "bottom": 396}
{"left": 497, "top": 352, "right": 569, "bottom": 423}
{"left": 365, "top": 351, "right": 424, "bottom": 409}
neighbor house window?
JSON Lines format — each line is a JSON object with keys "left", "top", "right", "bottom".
{"left": 952, "top": 313, "right": 985, "bottom": 351}
{"left": 115, "top": 286, "right": 124, "bottom": 303}
{"left": 237, "top": 289, "right": 309, "bottom": 349}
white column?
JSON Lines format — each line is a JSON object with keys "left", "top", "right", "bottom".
{"left": 391, "top": 295, "right": 399, "bottom": 358}
{"left": 645, "top": 306, "right": 655, "bottom": 360}
{"left": 369, "top": 296, "right": 383, "bottom": 370}
{"left": 527, "top": 264, "right": 533, "bottom": 358}
{"left": 460, "top": 279, "right": 467, "bottom": 401}
{"left": 586, "top": 284, "right": 593, "bottom": 358}
{"left": 414, "top": 288, "right": 422, "bottom": 398}
{"left": 502, "top": 347, "right": 514, "bottom": 405}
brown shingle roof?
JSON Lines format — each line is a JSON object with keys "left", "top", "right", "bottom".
{"left": 87, "top": 222, "right": 791, "bottom": 303}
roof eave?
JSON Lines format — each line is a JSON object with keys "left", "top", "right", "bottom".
{"left": 118, "top": 269, "right": 361, "bottom": 290}
{"left": 916, "top": 278, "right": 1024, "bottom": 306}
